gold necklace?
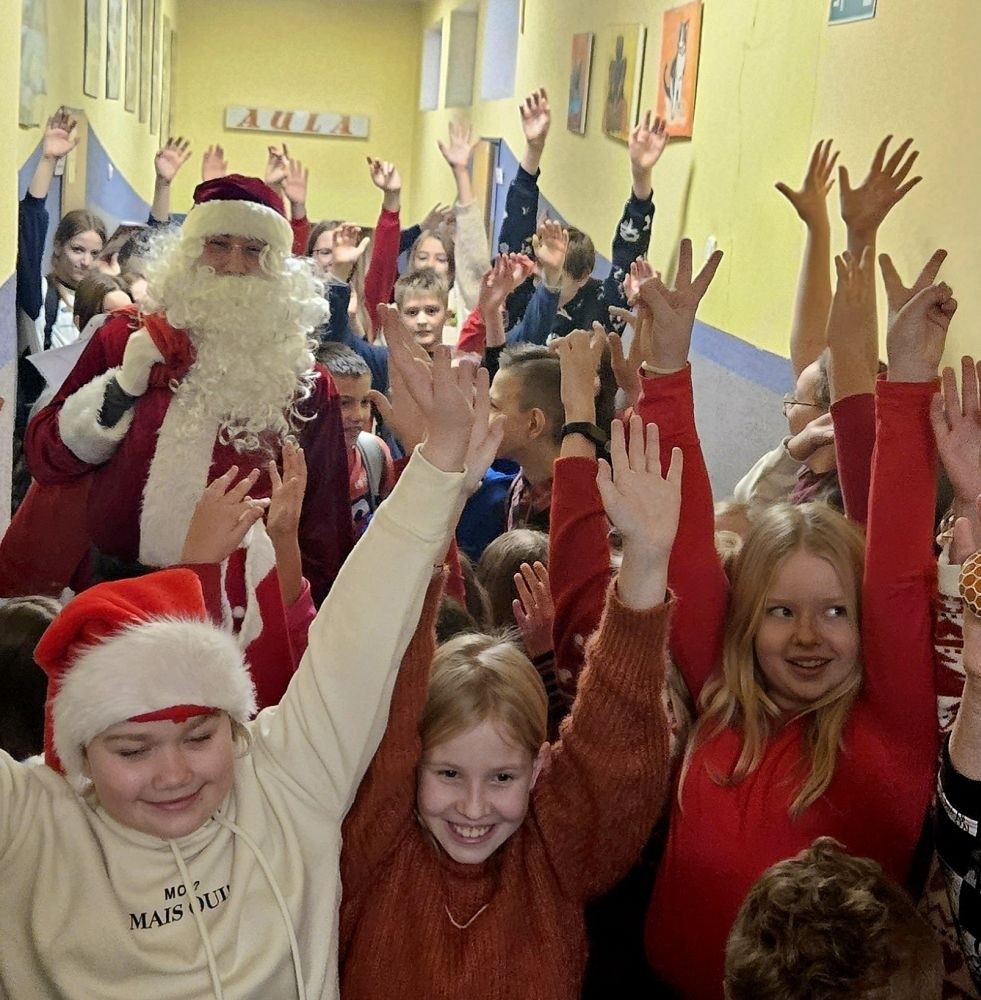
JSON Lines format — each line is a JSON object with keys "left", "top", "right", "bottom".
{"left": 444, "top": 901, "right": 490, "bottom": 930}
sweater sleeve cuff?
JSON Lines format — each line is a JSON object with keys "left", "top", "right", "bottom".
{"left": 515, "top": 165, "right": 541, "bottom": 187}
{"left": 940, "top": 735, "right": 981, "bottom": 835}
{"left": 628, "top": 190, "right": 655, "bottom": 210}
{"left": 58, "top": 367, "right": 135, "bottom": 465}
{"left": 875, "top": 378, "right": 940, "bottom": 405}
{"left": 638, "top": 364, "right": 696, "bottom": 439}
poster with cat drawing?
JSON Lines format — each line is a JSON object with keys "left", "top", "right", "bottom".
{"left": 655, "top": 1, "right": 703, "bottom": 138}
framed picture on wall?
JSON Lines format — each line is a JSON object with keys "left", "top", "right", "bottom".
{"left": 655, "top": 1, "right": 703, "bottom": 138}
{"left": 124, "top": 0, "right": 139, "bottom": 112}
{"left": 159, "top": 17, "right": 172, "bottom": 147}
{"left": 567, "top": 32, "right": 593, "bottom": 135}
{"left": 139, "top": 0, "right": 152, "bottom": 122}
{"left": 20, "top": 0, "right": 49, "bottom": 127}
{"left": 105, "top": 0, "right": 122, "bottom": 99}
{"left": 149, "top": 0, "right": 160, "bottom": 133}
{"left": 84, "top": 0, "right": 102, "bottom": 98}
{"left": 602, "top": 24, "right": 646, "bottom": 144}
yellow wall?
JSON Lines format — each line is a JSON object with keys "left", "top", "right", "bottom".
{"left": 171, "top": 0, "right": 423, "bottom": 228}
{"left": 1, "top": 9, "right": 20, "bottom": 279}
{"left": 17, "top": 0, "right": 180, "bottom": 204}
{"left": 412, "top": 0, "right": 976, "bottom": 362}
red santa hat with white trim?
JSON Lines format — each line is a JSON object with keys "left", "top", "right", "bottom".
{"left": 35, "top": 568, "right": 257, "bottom": 789}
{"left": 181, "top": 174, "right": 293, "bottom": 256}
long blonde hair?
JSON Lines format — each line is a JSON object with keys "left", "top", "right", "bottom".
{"left": 680, "top": 502, "right": 865, "bottom": 817}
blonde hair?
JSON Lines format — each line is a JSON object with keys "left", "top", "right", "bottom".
{"left": 394, "top": 266, "right": 450, "bottom": 310}
{"left": 682, "top": 502, "right": 865, "bottom": 817}
{"left": 476, "top": 529, "right": 549, "bottom": 629}
{"left": 420, "top": 632, "right": 547, "bottom": 756}
{"left": 725, "top": 837, "right": 942, "bottom": 1000}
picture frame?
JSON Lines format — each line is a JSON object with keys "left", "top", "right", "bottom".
{"left": 602, "top": 24, "right": 646, "bottom": 144}
{"left": 20, "top": 0, "right": 50, "bottom": 127}
{"left": 655, "top": 1, "right": 704, "bottom": 139}
{"left": 83, "top": 0, "right": 102, "bottom": 98}
{"left": 105, "top": 0, "right": 122, "bottom": 99}
{"left": 567, "top": 32, "right": 593, "bottom": 135}
{"left": 139, "top": 0, "right": 152, "bottom": 122}
{"left": 124, "top": 0, "right": 139, "bottom": 112}
{"left": 159, "top": 17, "right": 172, "bottom": 147}
{"left": 149, "top": 0, "right": 160, "bottom": 133}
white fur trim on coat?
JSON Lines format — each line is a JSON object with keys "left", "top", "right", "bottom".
{"left": 57, "top": 367, "right": 135, "bottom": 465}
{"left": 139, "top": 400, "right": 219, "bottom": 568}
{"left": 53, "top": 617, "right": 257, "bottom": 788}
{"left": 182, "top": 200, "right": 292, "bottom": 255}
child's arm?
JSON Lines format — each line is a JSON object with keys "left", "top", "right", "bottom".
{"left": 149, "top": 137, "right": 191, "bottom": 224}
{"left": 633, "top": 242, "right": 729, "bottom": 699}
{"left": 774, "top": 139, "right": 837, "bottom": 378}
{"left": 283, "top": 155, "right": 310, "bottom": 255}
{"left": 437, "top": 121, "right": 488, "bottom": 311}
{"left": 535, "top": 416, "right": 678, "bottom": 899}
{"left": 505, "top": 221, "right": 567, "bottom": 346}
{"left": 548, "top": 328, "right": 613, "bottom": 706}
{"left": 266, "top": 444, "right": 307, "bottom": 609}
{"left": 861, "top": 251, "right": 954, "bottom": 744}
{"left": 499, "top": 88, "right": 550, "bottom": 328}
{"left": 363, "top": 158, "right": 403, "bottom": 330}
{"left": 600, "top": 111, "right": 665, "bottom": 330}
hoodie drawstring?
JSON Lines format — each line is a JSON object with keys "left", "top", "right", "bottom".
{"left": 169, "top": 840, "right": 225, "bottom": 1000}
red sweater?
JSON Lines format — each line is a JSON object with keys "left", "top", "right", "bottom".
{"left": 363, "top": 207, "right": 401, "bottom": 338}
{"left": 640, "top": 369, "right": 939, "bottom": 999}
{"left": 339, "top": 577, "right": 674, "bottom": 999}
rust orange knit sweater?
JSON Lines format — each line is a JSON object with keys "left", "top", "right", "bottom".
{"left": 339, "top": 577, "right": 673, "bottom": 1000}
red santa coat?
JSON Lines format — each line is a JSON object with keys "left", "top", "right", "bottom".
{"left": 25, "top": 310, "right": 353, "bottom": 606}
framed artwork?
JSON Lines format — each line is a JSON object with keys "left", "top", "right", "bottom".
{"left": 602, "top": 24, "right": 646, "bottom": 144}
{"left": 20, "top": 0, "right": 49, "bottom": 127}
{"left": 84, "top": 0, "right": 102, "bottom": 98}
{"left": 139, "top": 0, "right": 152, "bottom": 122}
{"left": 149, "top": 0, "right": 160, "bottom": 133}
{"left": 566, "top": 32, "right": 593, "bottom": 135}
{"left": 159, "top": 17, "right": 172, "bottom": 146}
{"left": 105, "top": 0, "right": 122, "bottom": 99}
{"left": 655, "top": 1, "right": 703, "bottom": 138}
{"left": 124, "top": 0, "right": 139, "bottom": 112}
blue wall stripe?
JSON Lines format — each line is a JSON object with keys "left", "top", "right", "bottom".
{"left": 691, "top": 319, "right": 791, "bottom": 394}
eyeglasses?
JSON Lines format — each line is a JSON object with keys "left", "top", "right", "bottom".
{"left": 782, "top": 394, "right": 827, "bottom": 416}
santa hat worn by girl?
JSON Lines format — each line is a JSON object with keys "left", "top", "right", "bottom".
{"left": 34, "top": 568, "right": 257, "bottom": 788}
{"left": 181, "top": 174, "right": 293, "bottom": 257}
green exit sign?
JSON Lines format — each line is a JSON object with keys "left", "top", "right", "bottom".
{"left": 829, "top": 0, "right": 877, "bottom": 23}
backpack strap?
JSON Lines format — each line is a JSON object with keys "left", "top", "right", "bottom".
{"left": 355, "top": 432, "right": 386, "bottom": 512}
{"left": 42, "top": 278, "right": 61, "bottom": 350}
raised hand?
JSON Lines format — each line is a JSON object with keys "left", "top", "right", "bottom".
{"left": 264, "top": 144, "right": 290, "bottom": 189}
{"left": 629, "top": 111, "right": 669, "bottom": 192}
{"left": 622, "top": 257, "right": 656, "bottom": 304}
{"left": 532, "top": 219, "right": 569, "bottom": 286}
{"left": 367, "top": 157, "right": 402, "bottom": 193}
{"left": 479, "top": 253, "right": 536, "bottom": 316}
{"left": 41, "top": 107, "right": 79, "bottom": 160}
{"left": 266, "top": 444, "right": 307, "bottom": 544}
{"left": 839, "top": 136, "right": 921, "bottom": 245}
{"left": 551, "top": 325, "right": 606, "bottom": 425}
{"left": 180, "top": 467, "right": 266, "bottom": 565}
{"left": 608, "top": 319, "right": 644, "bottom": 413}
{"left": 931, "top": 357, "right": 981, "bottom": 515}
{"left": 437, "top": 121, "right": 479, "bottom": 172}
{"left": 420, "top": 203, "right": 455, "bottom": 235}
{"left": 879, "top": 248, "right": 947, "bottom": 330}
{"left": 283, "top": 157, "right": 309, "bottom": 207}
{"left": 201, "top": 144, "right": 228, "bottom": 182}
{"left": 882, "top": 250, "right": 956, "bottom": 383}
{"left": 512, "top": 562, "right": 554, "bottom": 661}
{"left": 520, "top": 87, "right": 551, "bottom": 148}
{"left": 824, "top": 247, "right": 878, "bottom": 401}
{"left": 636, "top": 238, "right": 724, "bottom": 372}
{"left": 775, "top": 138, "right": 838, "bottom": 228}
{"left": 117, "top": 328, "right": 165, "bottom": 397}
{"left": 787, "top": 411, "right": 835, "bottom": 462}
{"left": 596, "top": 416, "right": 682, "bottom": 609}
{"left": 329, "top": 224, "right": 371, "bottom": 280}
{"left": 154, "top": 136, "right": 191, "bottom": 183}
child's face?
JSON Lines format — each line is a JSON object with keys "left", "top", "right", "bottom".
{"left": 54, "top": 229, "right": 104, "bottom": 286}
{"left": 753, "top": 547, "right": 859, "bottom": 714}
{"left": 411, "top": 236, "right": 450, "bottom": 278}
{"left": 333, "top": 373, "right": 373, "bottom": 450}
{"left": 417, "top": 717, "right": 547, "bottom": 864}
{"left": 84, "top": 713, "right": 235, "bottom": 840}
{"left": 399, "top": 293, "right": 447, "bottom": 351}
{"left": 488, "top": 366, "right": 534, "bottom": 461}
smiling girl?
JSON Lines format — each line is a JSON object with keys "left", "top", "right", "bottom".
{"left": 339, "top": 416, "right": 680, "bottom": 999}
{"left": 632, "top": 242, "right": 954, "bottom": 998}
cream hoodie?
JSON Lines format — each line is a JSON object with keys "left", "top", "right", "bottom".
{"left": 0, "top": 449, "right": 465, "bottom": 1000}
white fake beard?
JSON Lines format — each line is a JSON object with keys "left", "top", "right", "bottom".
{"left": 146, "top": 259, "right": 327, "bottom": 453}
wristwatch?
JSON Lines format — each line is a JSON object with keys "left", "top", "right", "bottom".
{"left": 561, "top": 421, "right": 609, "bottom": 453}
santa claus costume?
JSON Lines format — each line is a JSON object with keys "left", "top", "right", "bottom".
{"left": 25, "top": 175, "right": 352, "bottom": 606}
